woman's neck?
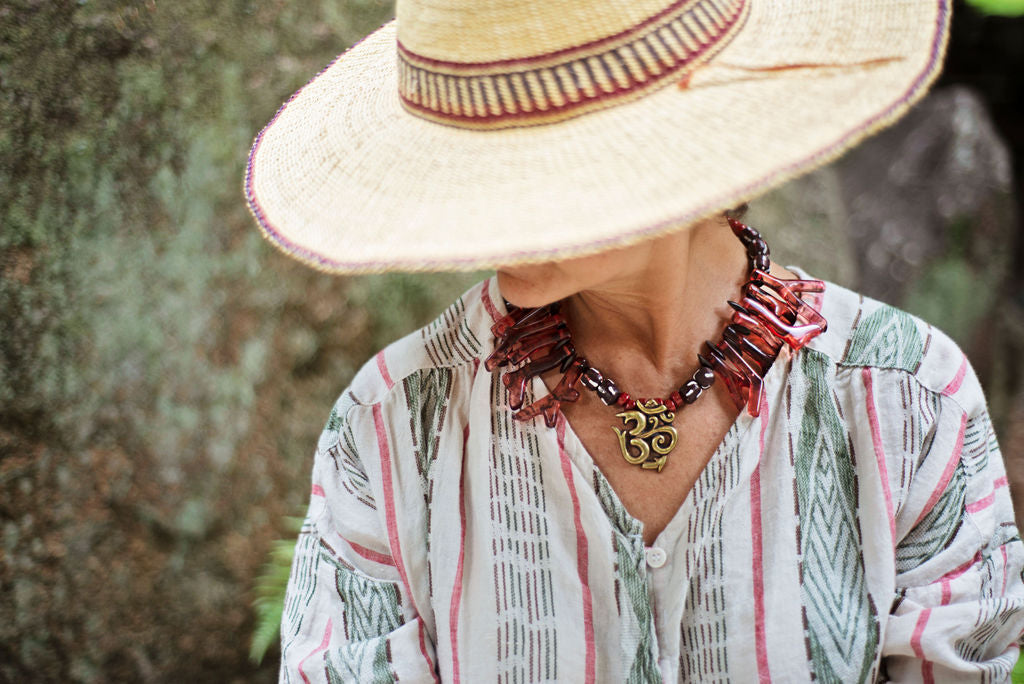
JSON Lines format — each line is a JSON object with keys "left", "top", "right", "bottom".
{"left": 562, "top": 217, "right": 750, "bottom": 398}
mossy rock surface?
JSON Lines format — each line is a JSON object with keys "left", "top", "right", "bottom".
{"left": 0, "top": 2, "right": 479, "bottom": 681}
{"left": 2, "top": 3, "right": 1022, "bottom": 681}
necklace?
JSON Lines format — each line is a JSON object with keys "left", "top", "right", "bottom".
{"left": 486, "top": 218, "right": 828, "bottom": 472}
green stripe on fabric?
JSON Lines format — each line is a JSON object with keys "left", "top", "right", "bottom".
{"left": 842, "top": 305, "right": 924, "bottom": 372}
{"left": 326, "top": 640, "right": 395, "bottom": 684}
{"left": 403, "top": 368, "right": 454, "bottom": 483}
{"left": 616, "top": 536, "right": 660, "bottom": 683}
{"left": 317, "top": 553, "right": 403, "bottom": 683}
{"left": 326, "top": 406, "right": 343, "bottom": 432}
{"left": 794, "top": 350, "right": 879, "bottom": 683}
{"left": 895, "top": 464, "right": 966, "bottom": 574}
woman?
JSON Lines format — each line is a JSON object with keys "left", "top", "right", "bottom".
{"left": 247, "top": 0, "right": 1024, "bottom": 681}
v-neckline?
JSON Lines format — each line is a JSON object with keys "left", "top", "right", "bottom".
{"left": 538, "top": 371, "right": 758, "bottom": 548}
{"left": 537, "top": 338, "right": 799, "bottom": 551}
{"left": 489, "top": 272, "right": 820, "bottom": 550}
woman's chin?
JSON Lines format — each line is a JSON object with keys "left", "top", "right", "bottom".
{"left": 495, "top": 269, "right": 567, "bottom": 309}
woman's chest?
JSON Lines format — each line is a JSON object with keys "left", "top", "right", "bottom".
{"left": 559, "top": 389, "right": 740, "bottom": 545}
{"left": 429, "top": 411, "right": 890, "bottom": 684}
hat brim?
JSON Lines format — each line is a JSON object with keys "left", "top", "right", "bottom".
{"left": 246, "top": 0, "right": 950, "bottom": 274}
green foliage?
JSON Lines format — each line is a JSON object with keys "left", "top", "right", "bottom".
{"left": 901, "top": 217, "right": 1001, "bottom": 349}
{"left": 250, "top": 516, "right": 305, "bottom": 665}
{"left": 1013, "top": 648, "right": 1024, "bottom": 683}
{"left": 965, "top": 0, "right": 1024, "bottom": 16}
{"left": 902, "top": 257, "right": 992, "bottom": 348}
{"left": 348, "top": 272, "right": 490, "bottom": 351}
{"left": 0, "top": 1, "right": 440, "bottom": 680}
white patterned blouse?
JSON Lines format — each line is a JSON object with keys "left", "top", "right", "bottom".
{"left": 280, "top": 276, "right": 1024, "bottom": 683}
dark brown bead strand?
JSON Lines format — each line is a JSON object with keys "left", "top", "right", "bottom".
{"left": 681, "top": 380, "right": 701, "bottom": 404}
{"left": 488, "top": 218, "right": 828, "bottom": 435}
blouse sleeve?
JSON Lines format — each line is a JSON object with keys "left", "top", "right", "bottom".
{"left": 882, "top": 383, "right": 1024, "bottom": 683}
{"left": 279, "top": 397, "right": 438, "bottom": 684}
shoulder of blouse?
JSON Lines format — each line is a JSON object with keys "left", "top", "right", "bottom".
{"left": 802, "top": 278, "right": 985, "bottom": 417}
{"left": 337, "top": 276, "right": 500, "bottom": 411}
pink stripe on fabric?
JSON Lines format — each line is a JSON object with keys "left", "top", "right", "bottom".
{"left": 376, "top": 350, "right": 395, "bottom": 390}
{"left": 911, "top": 609, "right": 930, "bottom": 657}
{"left": 912, "top": 412, "right": 968, "bottom": 528}
{"left": 481, "top": 278, "right": 501, "bottom": 323}
{"left": 343, "top": 536, "right": 397, "bottom": 566}
{"left": 419, "top": 620, "right": 441, "bottom": 684}
{"left": 966, "top": 491, "right": 996, "bottom": 514}
{"left": 941, "top": 551, "right": 982, "bottom": 581}
{"left": 298, "top": 618, "right": 332, "bottom": 684}
{"left": 556, "top": 418, "right": 596, "bottom": 684}
{"left": 941, "top": 355, "right": 968, "bottom": 396}
{"left": 940, "top": 578, "right": 951, "bottom": 605}
{"left": 912, "top": 609, "right": 935, "bottom": 684}
{"left": 862, "top": 368, "right": 896, "bottom": 541}
{"left": 750, "top": 406, "right": 772, "bottom": 683}
{"left": 1002, "top": 546, "right": 1009, "bottom": 596}
{"left": 449, "top": 425, "right": 470, "bottom": 683}
{"left": 311, "top": 484, "right": 326, "bottom": 497}
{"left": 372, "top": 403, "right": 418, "bottom": 611}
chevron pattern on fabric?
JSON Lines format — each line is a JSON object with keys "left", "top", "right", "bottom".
{"left": 325, "top": 405, "right": 344, "bottom": 432}
{"left": 327, "top": 423, "right": 375, "bottom": 511}
{"left": 614, "top": 537, "right": 659, "bottom": 684}
{"left": 334, "top": 561, "right": 403, "bottom": 641}
{"left": 842, "top": 305, "right": 925, "bottom": 372}
{"left": 325, "top": 638, "right": 394, "bottom": 684}
{"left": 955, "top": 598, "right": 1019, "bottom": 666}
{"left": 895, "top": 464, "right": 966, "bottom": 574}
{"left": 280, "top": 525, "right": 321, "bottom": 661}
{"left": 297, "top": 551, "right": 403, "bottom": 682}
{"left": 890, "top": 377, "right": 941, "bottom": 514}
{"left": 403, "top": 369, "right": 453, "bottom": 484}
{"left": 402, "top": 367, "right": 454, "bottom": 599}
{"left": 794, "top": 352, "right": 879, "bottom": 683}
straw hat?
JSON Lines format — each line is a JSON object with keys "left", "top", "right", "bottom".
{"left": 246, "top": 0, "right": 950, "bottom": 274}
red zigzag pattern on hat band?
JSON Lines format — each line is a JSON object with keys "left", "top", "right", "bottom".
{"left": 396, "top": 0, "right": 749, "bottom": 129}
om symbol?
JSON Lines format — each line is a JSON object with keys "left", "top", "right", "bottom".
{"left": 612, "top": 399, "right": 679, "bottom": 472}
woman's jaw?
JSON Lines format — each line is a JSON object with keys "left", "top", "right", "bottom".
{"left": 495, "top": 215, "right": 738, "bottom": 309}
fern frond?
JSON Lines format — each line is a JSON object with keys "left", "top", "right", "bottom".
{"left": 250, "top": 516, "right": 305, "bottom": 665}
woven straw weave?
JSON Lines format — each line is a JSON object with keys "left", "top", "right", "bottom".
{"left": 246, "top": 0, "right": 949, "bottom": 273}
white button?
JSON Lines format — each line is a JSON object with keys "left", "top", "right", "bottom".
{"left": 645, "top": 546, "right": 667, "bottom": 568}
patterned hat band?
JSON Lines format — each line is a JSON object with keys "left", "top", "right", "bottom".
{"left": 396, "top": 0, "right": 750, "bottom": 129}
{"left": 247, "top": 0, "right": 950, "bottom": 273}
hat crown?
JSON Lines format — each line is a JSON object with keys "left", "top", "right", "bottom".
{"left": 394, "top": 0, "right": 750, "bottom": 129}
{"left": 396, "top": 0, "right": 677, "bottom": 64}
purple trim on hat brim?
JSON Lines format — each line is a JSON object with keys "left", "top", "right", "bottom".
{"left": 246, "top": 1, "right": 951, "bottom": 274}
{"left": 245, "top": 26, "right": 387, "bottom": 273}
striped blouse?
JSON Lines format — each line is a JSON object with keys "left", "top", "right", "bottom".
{"left": 280, "top": 276, "right": 1024, "bottom": 683}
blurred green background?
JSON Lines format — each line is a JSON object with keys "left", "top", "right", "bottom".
{"left": 1, "top": 0, "right": 1022, "bottom": 681}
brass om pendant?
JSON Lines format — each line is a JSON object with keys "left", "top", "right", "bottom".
{"left": 612, "top": 399, "right": 679, "bottom": 472}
